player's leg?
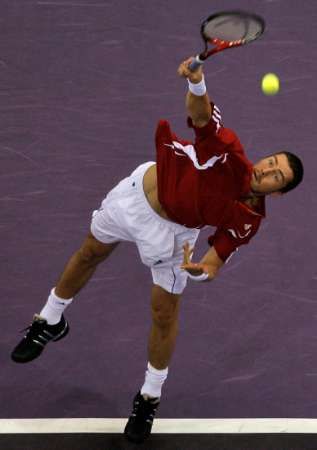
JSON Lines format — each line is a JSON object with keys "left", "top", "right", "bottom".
{"left": 11, "top": 233, "right": 119, "bottom": 363}
{"left": 11, "top": 171, "right": 132, "bottom": 363}
{"left": 125, "top": 261, "right": 187, "bottom": 444}
{"left": 124, "top": 284, "right": 181, "bottom": 443}
{"left": 11, "top": 162, "right": 154, "bottom": 364}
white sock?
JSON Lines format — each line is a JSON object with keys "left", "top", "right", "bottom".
{"left": 140, "top": 362, "right": 168, "bottom": 399}
{"left": 39, "top": 288, "right": 73, "bottom": 325}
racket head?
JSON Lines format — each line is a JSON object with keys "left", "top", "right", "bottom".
{"left": 200, "top": 10, "right": 265, "bottom": 55}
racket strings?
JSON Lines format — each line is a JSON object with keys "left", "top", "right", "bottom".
{"left": 202, "top": 12, "right": 264, "bottom": 44}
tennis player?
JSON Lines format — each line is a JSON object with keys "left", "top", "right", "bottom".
{"left": 11, "top": 58, "right": 303, "bottom": 443}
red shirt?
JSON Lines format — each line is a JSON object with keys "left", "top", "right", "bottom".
{"left": 155, "top": 105, "right": 265, "bottom": 261}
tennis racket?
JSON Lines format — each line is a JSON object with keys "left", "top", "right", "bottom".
{"left": 189, "top": 10, "right": 265, "bottom": 71}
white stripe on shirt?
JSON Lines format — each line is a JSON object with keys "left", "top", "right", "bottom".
{"left": 171, "top": 141, "right": 228, "bottom": 171}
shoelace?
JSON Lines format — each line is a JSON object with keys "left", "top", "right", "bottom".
{"left": 20, "top": 316, "right": 45, "bottom": 335}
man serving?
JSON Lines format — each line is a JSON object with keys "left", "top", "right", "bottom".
{"left": 12, "top": 58, "right": 304, "bottom": 444}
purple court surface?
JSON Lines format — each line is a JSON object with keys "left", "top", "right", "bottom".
{"left": 1, "top": 0, "right": 317, "bottom": 448}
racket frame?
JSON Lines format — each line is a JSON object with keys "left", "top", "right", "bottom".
{"left": 189, "top": 10, "right": 265, "bottom": 71}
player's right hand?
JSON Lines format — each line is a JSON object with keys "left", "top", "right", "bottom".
{"left": 177, "top": 58, "right": 203, "bottom": 84}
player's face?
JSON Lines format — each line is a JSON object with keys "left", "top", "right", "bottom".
{"left": 251, "top": 153, "right": 294, "bottom": 195}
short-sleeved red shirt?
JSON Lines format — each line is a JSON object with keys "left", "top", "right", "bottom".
{"left": 155, "top": 105, "right": 265, "bottom": 261}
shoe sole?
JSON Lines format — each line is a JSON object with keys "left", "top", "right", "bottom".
{"left": 124, "top": 433, "right": 149, "bottom": 444}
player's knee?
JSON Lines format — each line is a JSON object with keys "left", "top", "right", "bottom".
{"left": 151, "top": 290, "right": 180, "bottom": 330}
{"left": 152, "top": 310, "right": 174, "bottom": 328}
{"left": 77, "top": 234, "right": 116, "bottom": 266}
{"left": 78, "top": 245, "right": 100, "bottom": 266}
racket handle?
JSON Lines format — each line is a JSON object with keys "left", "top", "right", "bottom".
{"left": 189, "top": 55, "right": 204, "bottom": 72}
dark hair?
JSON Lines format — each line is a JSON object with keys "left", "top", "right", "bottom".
{"left": 278, "top": 151, "right": 304, "bottom": 194}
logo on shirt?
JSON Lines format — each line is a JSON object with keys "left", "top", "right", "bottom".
{"left": 228, "top": 224, "right": 252, "bottom": 239}
{"left": 164, "top": 141, "right": 228, "bottom": 171}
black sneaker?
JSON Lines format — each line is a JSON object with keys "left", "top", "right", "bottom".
{"left": 11, "top": 314, "right": 69, "bottom": 363}
{"left": 124, "top": 392, "right": 160, "bottom": 443}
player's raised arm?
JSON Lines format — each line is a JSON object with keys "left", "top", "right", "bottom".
{"left": 178, "top": 58, "right": 212, "bottom": 128}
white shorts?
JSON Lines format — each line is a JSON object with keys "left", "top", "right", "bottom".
{"left": 90, "top": 162, "right": 200, "bottom": 294}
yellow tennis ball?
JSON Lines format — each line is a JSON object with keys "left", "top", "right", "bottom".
{"left": 261, "top": 73, "right": 280, "bottom": 95}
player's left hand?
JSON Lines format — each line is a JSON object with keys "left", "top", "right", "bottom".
{"left": 180, "top": 242, "right": 210, "bottom": 276}
{"left": 178, "top": 58, "right": 203, "bottom": 83}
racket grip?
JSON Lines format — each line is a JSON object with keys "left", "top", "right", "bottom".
{"left": 189, "top": 55, "right": 204, "bottom": 72}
